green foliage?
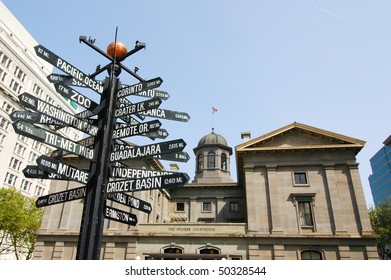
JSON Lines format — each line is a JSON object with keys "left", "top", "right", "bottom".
{"left": 369, "top": 197, "right": 391, "bottom": 260}
{"left": 0, "top": 187, "right": 43, "bottom": 260}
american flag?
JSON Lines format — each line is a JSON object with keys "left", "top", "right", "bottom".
{"left": 212, "top": 107, "right": 218, "bottom": 113}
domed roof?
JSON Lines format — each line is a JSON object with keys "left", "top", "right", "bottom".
{"left": 197, "top": 131, "right": 228, "bottom": 147}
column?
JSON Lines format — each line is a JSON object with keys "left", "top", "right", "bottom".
{"left": 189, "top": 197, "right": 197, "bottom": 222}
{"left": 324, "top": 164, "right": 346, "bottom": 234}
{"left": 267, "top": 166, "right": 283, "bottom": 233}
{"left": 52, "top": 241, "right": 64, "bottom": 260}
{"left": 216, "top": 196, "right": 224, "bottom": 222}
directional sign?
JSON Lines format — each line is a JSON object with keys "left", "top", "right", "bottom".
{"left": 111, "top": 166, "right": 172, "bottom": 179}
{"left": 112, "top": 120, "right": 161, "bottom": 139}
{"left": 35, "top": 45, "right": 103, "bottom": 94}
{"left": 23, "top": 165, "right": 68, "bottom": 180}
{"left": 115, "top": 97, "right": 162, "bottom": 118}
{"left": 19, "top": 92, "right": 98, "bottom": 136}
{"left": 10, "top": 111, "right": 65, "bottom": 126}
{"left": 153, "top": 151, "right": 190, "bottom": 163}
{"left": 36, "top": 186, "right": 86, "bottom": 208}
{"left": 13, "top": 121, "right": 95, "bottom": 161}
{"left": 51, "top": 136, "right": 95, "bottom": 158}
{"left": 117, "top": 77, "right": 163, "bottom": 98}
{"left": 48, "top": 74, "right": 170, "bottom": 101}
{"left": 37, "top": 155, "right": 90, "bottom": 184}
{"left": 54, "top": 83, "right": 99, "bottom": 111}
{"left": 106, "top": 192, "right": 152, "bottom": 213}
{"left": 104, "top": 205, "right": 138, "bottom": 226}
{"left": 109, "top": 139, "right": 186, "bottom": 163}
{"left": 106, "top": 173, "right": 189, "bottom": 193}
{"left": 141, "top": 108, "right": 190, "bottom": 122}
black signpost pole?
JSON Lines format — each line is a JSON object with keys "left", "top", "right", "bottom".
{"left": 76, "top": 69, "right": 119, "bottom": 260}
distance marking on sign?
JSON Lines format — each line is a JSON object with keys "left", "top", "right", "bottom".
{"left": 104, "top": 205, "right": 138, "bottom": 226}
{"left": 13, "top": 121, "right": 95, "bottom": 161}
{"left": 153, "top": 151, "right": 190, "bottom": 163}
{"left": 22, "top": 165, "right": 68, "bottom": 180}
{"left": 36, "top": 186, "right": 86, "bottom": 208}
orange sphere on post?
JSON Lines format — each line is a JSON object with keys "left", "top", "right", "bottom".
{"left": 107, "top": 42, "right": 128, "bottom": 60}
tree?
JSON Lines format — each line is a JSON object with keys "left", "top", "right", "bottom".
{"left": 0, "top": 187, "right": 43, "bottom": 260}
{"left": 369, "top": 197, "right": 391, "bottom": 260}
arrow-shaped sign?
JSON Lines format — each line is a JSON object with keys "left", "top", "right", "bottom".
{"left": 36, "top": 155, "right": 90, "bottom": 184}
{"left": 112, "top": 120, "right": 161, "bottom": 139}
{"left": 54, "top": 83, "right": 99, "bottom": 111}
{"left": 10, "top": 111, "right": 65, "bottom": 126}
{"left": 109, "top": 139, "right": 186, "bottom": 163}
{"left": 141, "top": 108, "right": 190, "bottom": 122}
{"left": 115, "top": 97, "right": 161, "bottom": 118}
{"left": 106, "top": 192, "right": 152, "bottom": 213}
{"left": 106, "top": 172, "right": 189, "bottom": 193}
{"left": 48, "top": 73, "right": 170, "bottom": 100}
{"left": 13, "top": 121, "right": 95, "bottom": 161}
{"left": 19, "top": 92, "right": 98, "bottom": 136}
{"left": 36, "top": 186, "right": 86, "bottom": 208}
{"left": 110, "top": 166, "right": 172, "bottom": 179}
{"left": 35, "top": 45, "right": 103, "bottom": 94}
{"left": 117, "top": 77, "right": 163, "bottom": 98}
{"left": 104, "top": 205, "right": 138, "bottom": 226}
{"left": 22, "top": 165, "right": 68, "bottom": 180}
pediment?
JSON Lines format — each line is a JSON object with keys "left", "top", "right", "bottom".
{"left": 236, "top": 122, "right": 365, "bottom": 152}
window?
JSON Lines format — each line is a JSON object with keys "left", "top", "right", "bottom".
{"left": 197, "top": 154, "right": 203, "bottom": 171}
{"left": 202, "top": 202, "right": 212, "bottom": 212}
{"left": 176, "top": 202, "right": 185, "bottom": 212}
{"left": 207, "top": 152, "right": 215, "bottom": 169}
{"left": 4, "top": 172, "right": 17, "bottom": 186}
{"left": 0, "top": 133, "right": 6, "bottom": 145}
{"left": 221, "top": 153, "right": 227, "bottom": 170}
{"left": 13, "top": 66, "right": 26, "bottom": 82}
{"left": 1, "top": 54, "right": 11, "bottom": 68}
{"left": 9, "top": 157, "right": 21, "bottom": 171}
{"left": 199, "top": 248, "right": 220, "bottom": 254}
{"left": 2, "top": 101, "right": 14, "bottom": 113}
{"left": 293, "top": 171, "right": 308, "bottom": 185}
{"left": 230, "top": 202, "right": 240, "bottom": 212}
{"left": 0, "top": 117, "right": 10, "bottom": 130}
{"left": 21, "top": 180, "right": 32, "bottom": 192}
{"left": 300, "top": 250, "right": 323, "bottom": 260}
{"left": 298, "top": 201, "right": 313, "bottom": 226}
{"left": 14, "top": 143, "right": 26, "bottom": 156}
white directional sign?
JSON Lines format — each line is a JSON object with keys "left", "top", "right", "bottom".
{"left": 13, "top": 121, "right": 95, "bottom": 161}
{"left": 19, "top": 92, "right": 98, "bottom": 136}
{"left": 35, "top": 45, "right": 103, "bottom": 94}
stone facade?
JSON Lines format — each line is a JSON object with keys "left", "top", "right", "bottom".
{"left": 33, "top": 122, "right": 378, "bottom": 260}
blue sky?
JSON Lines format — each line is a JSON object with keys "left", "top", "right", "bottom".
{"left": 3, "top": 0, "right": 391, "bottom": 207}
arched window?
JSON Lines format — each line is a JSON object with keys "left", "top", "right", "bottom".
{"left": 207, "top": 152, "right": 215, "bottom": 169}
{"left": 221, "top": 153, "right": 227, "bottom": 170}
{"left": 300, "top": 250, "right": 323, "bottom": 260}
{"left": 197, "top": 154, "right": 203, "bottom": 171}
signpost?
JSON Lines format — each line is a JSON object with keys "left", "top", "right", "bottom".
{"left": 11, "top": 35, "right": 191, "bottom": 260}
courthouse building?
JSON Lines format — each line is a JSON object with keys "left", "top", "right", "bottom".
{"left": 33, "top": 122, "right": 378, "bottom": 260}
